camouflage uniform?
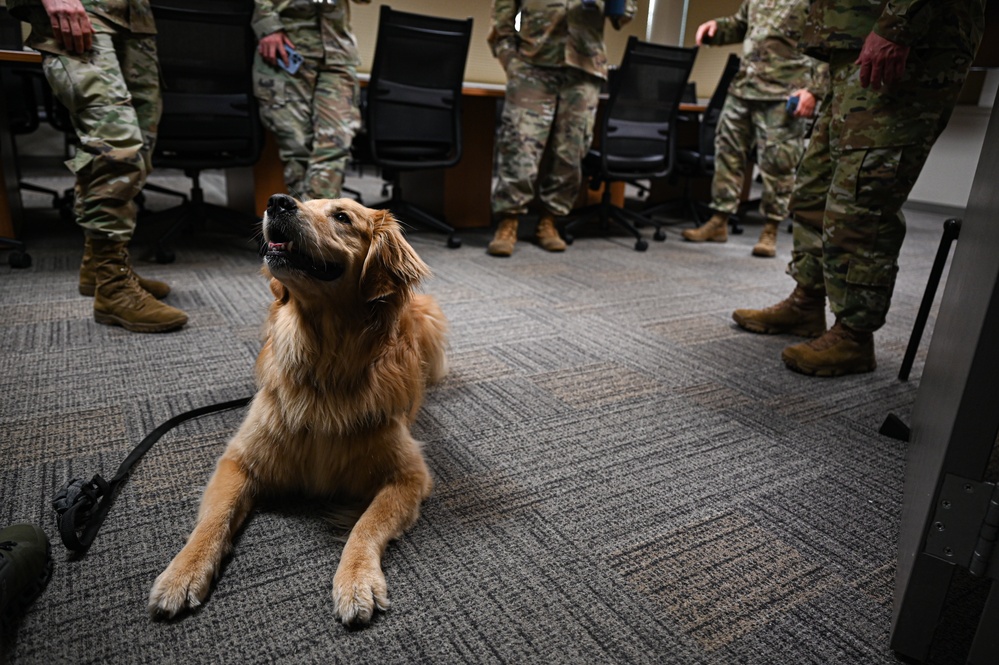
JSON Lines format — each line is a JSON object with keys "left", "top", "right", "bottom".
{"left": 8, "top": 0, "right": 160, "bottom": 243}
{"left": 787, "top": 0, "right": 986, "bottom": 332}
{"left": 252, "top": 0, "right": 368, "bottom": 200}
{"left": 488, "top": 0, "right": 637, "bottom": 219}
{"left": 706, "top": 0, "right": 827, "bottom": 224}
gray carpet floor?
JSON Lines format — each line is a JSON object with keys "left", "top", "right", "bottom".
{"left": 0, "top": 175, "right": 979, "bottom": 663}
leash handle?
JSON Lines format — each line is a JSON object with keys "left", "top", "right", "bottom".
{"left": 52, "top": 397, "right": 252, "bottom": 556}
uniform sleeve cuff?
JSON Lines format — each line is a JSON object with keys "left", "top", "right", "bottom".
{"left": 875, "top": 5, "right": 915, "bottom": 47}
{"left": 252, "top": 16, "right": 284, "bottom": 40}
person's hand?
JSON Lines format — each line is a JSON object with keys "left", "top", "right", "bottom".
{"left": 40, "top": 0, "right": 93, "bottom": 54}
{"left": 856, "top": 31, "right": 910, "bottom": 91}
{"left": 695, "top": 20, "right": 718, "bottom": 46}
{"left": 258, "top": 31, "right": 295, "bottom": 68}
{"left": 790, "top": 88, "right": 817, "bottom": 118}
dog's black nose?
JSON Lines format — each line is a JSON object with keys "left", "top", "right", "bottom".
{"left": 268, "top": 194, "right": 297, "bottom": 214}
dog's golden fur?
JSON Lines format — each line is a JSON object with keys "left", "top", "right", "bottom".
{"left": 148, "top": 197, "right": 447, "bottom": 625}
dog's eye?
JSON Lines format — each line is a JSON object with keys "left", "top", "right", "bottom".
{"left": 332, "top": 212, "right": 351, "bottom": 224}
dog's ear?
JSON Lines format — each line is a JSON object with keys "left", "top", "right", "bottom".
{"left": 360, "top": 210, "right": 431, "bottom": 303}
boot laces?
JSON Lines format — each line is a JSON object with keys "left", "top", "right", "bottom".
{"left": 807, "top": 323, "right": 851, "bottom": 351}
{"left": 497, "top": 220, "right": 517, "bottom": 242}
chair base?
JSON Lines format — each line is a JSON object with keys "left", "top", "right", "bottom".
{"left": 564, "top": 201, "right": 656, "bottom": 252}
{"left": 19, "top": 181, "right": 74, "bottom": 222}
{"left": 143, "top": 172, "right": 260, "bottom": 264}
{"left": 643, "top": 197, "right": 745, "bottom": 235}
{"left": 370, "top": 189, "right": 461, "bottom": 249}
{"left": 1, "top": 237, "right": 32, "bottom": 268}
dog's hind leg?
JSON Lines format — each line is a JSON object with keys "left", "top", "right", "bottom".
{"left": 331, "top": 441, "right": 432, "bottom": 626}
{"left": 148, "top": 454, "right": 255, "bottom": 618}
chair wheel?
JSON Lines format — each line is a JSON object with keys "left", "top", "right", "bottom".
{"left": 155, "top": 246, "right": 176, "bottom": 264}
{"left": 446, "top": 236, "right": 462, "bottom": 249}
{"left": 8, "top": 250, "right": 32, "bottom": 268}
{"left": 653, "top": 228, "right": 666, "bottom": 242}
{"left": 564, "top": 233, "right": 574, "bottom": 245}
{"left": 635, "top": 239, "right": 648, "bottom": 251}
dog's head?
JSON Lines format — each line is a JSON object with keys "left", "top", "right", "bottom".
{"left": 262, "top": 194, "right": 430, "bottom": 308}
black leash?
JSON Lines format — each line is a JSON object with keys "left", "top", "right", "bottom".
{"left": 51, "top": 396, "right": 252, "bottom": 555}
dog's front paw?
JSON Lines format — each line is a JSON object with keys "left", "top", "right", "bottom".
{"left": 148, "top": 554, "right": 216, "bottom": 619}
{"left": 332, "top": 562, "right": 389, "bottom": 625}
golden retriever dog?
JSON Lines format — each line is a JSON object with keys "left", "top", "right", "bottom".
{"left": 148, "top": 195, "right": 448, "bottom": 625}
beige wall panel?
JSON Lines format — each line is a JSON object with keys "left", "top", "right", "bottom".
{"left": 680, "top": 0, "right": 741, "bottom": 100}
{"left": 350, "top": 0, "right": 649, "bottom": 85}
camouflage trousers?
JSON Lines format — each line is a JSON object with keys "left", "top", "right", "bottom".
{"left": 492, "top": 59, "right": 601, "bottom": 218}
{"left": 253, "top": 54, "right": 360, "bottom": 200}
{"left": 40, "top": 21, "right": 161, "bottom": 243}
{"left": 711, "top": 94, "right": 806, "bottom": 223}
{"left": 788, "top": 48, "right": 976, "bottom": 332}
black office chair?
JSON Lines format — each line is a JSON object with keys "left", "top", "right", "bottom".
{"left": 563, "top": 37, "right": 697, "bottom": 251}
{"left": 365, "top": 5, "right": 473, "bottom": 249}
{"left": 0, "top": 8, "right": 75, "bottom": 253}
{"left": 144, "top": 0, "right": 263, "bottom": 263}
{"left": 644, "top": 52, "right": 742, "bottom": 234}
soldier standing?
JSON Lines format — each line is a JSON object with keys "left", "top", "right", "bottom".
{"left": 7, "top": 0, "right": 188, "bottom": 333}
{"left": 682, "top": 0, "right": 827, "bottom": 259}
{"left": 252, "top": 0, "right": 368, "bottom": 200}
{"left": 486, "top": 0, "right": 637, "bottom": 257}
{"left": 732, "top": 0, "right": 986, "bottom": 377}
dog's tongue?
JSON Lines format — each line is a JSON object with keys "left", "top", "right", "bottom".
{"left": 268, "top": 241, "right": 291, "bottom": 252}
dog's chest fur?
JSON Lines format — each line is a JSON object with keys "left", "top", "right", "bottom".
{"left": 237, "top": 300, "right": 419, "bottom": 495}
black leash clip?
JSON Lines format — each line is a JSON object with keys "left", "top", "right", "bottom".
{"left": 52, "top": 474, "right": 113, "bottom": 554}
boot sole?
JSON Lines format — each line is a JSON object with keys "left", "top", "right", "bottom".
{"left": 733, "top": 315, "right": 825, "bottom": 338}
{"left": 783, "top": 355, "right": 877, "bottom": 377}
{"left": 682, "top": 236, "right": 728, "bottom": 243}
{"left": 80, "top": 283, "right": 168, "bottom": 299}
{"left": 94, "top": 311, "right": 187, "bottom": 333}
{"left": 751, "top": 249, "right": 776, "bottom": 257}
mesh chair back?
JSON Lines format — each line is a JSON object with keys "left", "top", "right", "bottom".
{"left": 600, "top": 37, "right": 697, "bottom": 179}
{"left": 150, "top": 0, "right": 261, "bottom": 167}
{"left": 366, "top": 6, "right": 472, "bottom": 170}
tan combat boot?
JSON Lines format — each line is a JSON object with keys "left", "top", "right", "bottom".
{"left": 752, "top": 221, "right": 779, "bottom": 258}
{"left": 781, "top": 321, "right": 876, "bottom": 377}
{"left": 487, "top": 216, "right": 519, "bottom": 257}
{"left": 79, "top": 236, "right": 171, "bottom": 298}
{"left": 732, "top": 285, "right": 827, "bottom": 337}
{"left": 535, "top": 213, "right": 566, "bottom": 252}
{"left": 91, "top": 239, "right": 188, "bottom": 333}
{"left": 682, "top": 212, "right": 729, "bottom": 243}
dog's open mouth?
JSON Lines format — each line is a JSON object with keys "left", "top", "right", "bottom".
{"left": 264, "top": 218, "right": 345, "bottom": 281}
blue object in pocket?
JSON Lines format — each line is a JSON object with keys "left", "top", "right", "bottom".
{"left": 278, "top": 45, "right": 303, "bottom": 75}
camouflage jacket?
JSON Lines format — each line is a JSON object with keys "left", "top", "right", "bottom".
{"left": 7, "top": 0, "right": 155, "bottom": 41}
{"left": 252, "top": 0, "right": 369, "bottom": 67}
{"left": 802, "top": 0, "right": 987, "bottom": 56}
{"left": 488, "top": 0, "right": 638, "bottom": 80}
{"left": 711, "top": 0, "right": 828, "bottom": 101}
